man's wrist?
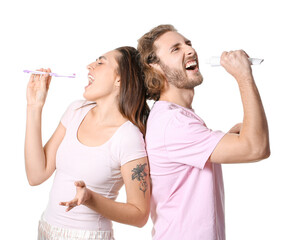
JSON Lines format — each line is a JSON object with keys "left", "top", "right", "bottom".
{"left": 235, "top": 74, "right": 255, "bottom": 86}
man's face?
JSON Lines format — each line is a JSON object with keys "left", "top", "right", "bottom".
{"left": 154, "top": 31, "right": 203, "bottom": 89}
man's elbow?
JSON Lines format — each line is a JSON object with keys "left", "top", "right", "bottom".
{"left": 258, "top": 146, "right": 271, "bottom": 160}
{"left": 250, "top": 144, "right": 271, "bottom": 162}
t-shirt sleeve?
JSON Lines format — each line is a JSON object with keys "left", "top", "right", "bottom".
{"left": 117, "top": 123, "right": 147, "bottom": 166}
{"left": 60, "top": 100, "right": 85, "bottom": 128}
{"left": 164, "top": 109, "right": 225, "bottom": 169}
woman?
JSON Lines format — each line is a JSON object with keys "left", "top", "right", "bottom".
{"left": 25, "top": 46, "right": 150, "bottom": 240}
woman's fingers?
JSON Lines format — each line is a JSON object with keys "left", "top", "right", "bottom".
{"left": 75, "top": 180, "right": 86, "bottom": 188}
{"left": 59, "top": 181, "right": 88, "bottom": 212}
{"left": 33, "top": 69, "right": 41, "bottom": 83}
{"left": 66, "top": 205, "right": 75, "bottom": 212}
{"left": 46, "top": 68, "right": 52, "bottom": 90}
{"left": 59, "top": 199, "right": 77, "bottom": 206}
{"left": 28, "top": 72, "right": 35, "bottom": 85}
{"left": 40, "top": 68, "right": 52, "bottom": 91}
{"left": 59, "top": 199, "right": 78, "bottom": 211}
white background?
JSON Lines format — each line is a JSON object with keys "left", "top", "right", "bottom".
{"left": 1, "top": 0, "right": 288, "bottom": 239}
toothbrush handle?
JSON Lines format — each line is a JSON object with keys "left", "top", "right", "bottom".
{"left": 207, "top": 57, "right": 264, "bottom": 67}
{"left": 23, "top": 70, "right": 76, "bottom": 78}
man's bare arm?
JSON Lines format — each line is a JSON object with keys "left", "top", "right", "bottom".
{"left": 210, "top": 50, "right": 270, "bottom": 164}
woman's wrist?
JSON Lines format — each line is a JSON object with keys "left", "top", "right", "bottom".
{"left": 27, "top": 104, "right": 43, "bottom": 111}
{"left": 83, "top": 188, "right": 94, "bottom": 206}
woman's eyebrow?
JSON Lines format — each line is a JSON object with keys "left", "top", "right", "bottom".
{"left": 97, "top": 56, "right": 107, "bottom": 61}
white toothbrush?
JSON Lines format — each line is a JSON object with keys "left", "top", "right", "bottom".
{"left": 206, "top": 57, "right": 264, "bottom": 67}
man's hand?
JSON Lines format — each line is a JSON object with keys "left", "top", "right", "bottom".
{"left": 228, "top": 123, "right": 243, "bottom": 134}
{"left": 220, "top": 50, "right": 253, "bottom": 82}
{"left": 59, "top": 181, "right": 91, "bottom": 212}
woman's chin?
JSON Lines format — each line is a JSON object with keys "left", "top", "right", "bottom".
{"left": 83, "top": 92, "right": 92, "bottom": 101}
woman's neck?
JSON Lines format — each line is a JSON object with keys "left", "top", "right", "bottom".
{"left": 89, "top": 97, "right": 127, "bottom": 126}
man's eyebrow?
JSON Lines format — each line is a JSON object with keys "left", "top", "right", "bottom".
{"left": 169, "top": 43, "right": 181, "bottom": 51}
{"left": 185, "top": 40, "right": 192, "bottom": 46}
{"left": 169, "top": 40, "right": 192, "bottom": 51}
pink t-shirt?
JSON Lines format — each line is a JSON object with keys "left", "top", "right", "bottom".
{"left": 43, "top": 100, "right": 147, "bottom": 231}
{"left": 146, "top": 101, "right": 226, "bottom": 240}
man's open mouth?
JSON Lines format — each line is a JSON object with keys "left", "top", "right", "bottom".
{"left": 185, "top": 60, "right": 198, "bottom": 71}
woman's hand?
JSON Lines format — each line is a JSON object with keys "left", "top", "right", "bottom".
{"left": 59, "top": 181, "right": 92, "bottom": 212}
{"left": 26, "top": 68, "right": 52, "bottom": 108}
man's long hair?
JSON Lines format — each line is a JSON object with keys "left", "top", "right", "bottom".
{"left": 137, "top": 24, "right": 177, "bottom": 100}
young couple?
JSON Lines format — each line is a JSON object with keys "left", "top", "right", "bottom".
{"left": 25, "top": 24, "right": 270, "bottom": 240}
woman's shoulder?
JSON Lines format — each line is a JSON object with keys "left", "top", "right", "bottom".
{"left": 61, "top": 99, "right": 96, "bottom": 127}
{"left": 115, "top": 121, "right": 145, "bottom": 145}
{"left": 121, "top": 121, "right": 144, "bottom": 136}
{"left": 111, "top": 121, "right": 146, "bottom": 164}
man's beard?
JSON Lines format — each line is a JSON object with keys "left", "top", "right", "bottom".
{"left": 159, "top": 61, "right": 203, "bottom": 89}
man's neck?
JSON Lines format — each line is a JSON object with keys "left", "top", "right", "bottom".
{"left": 159, "top": 85, "right": 194, "bottom": 109}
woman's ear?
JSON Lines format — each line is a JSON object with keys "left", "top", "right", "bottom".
{"left": 114, "top": 76, "right": 121, "bottom": 87}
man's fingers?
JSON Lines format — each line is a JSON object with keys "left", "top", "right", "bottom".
{"left": 220, "top": 51, "right": 228, "bottom": 66}
{"left": 240, "top": 49, "right": 250, "bottom": 58}
{"left": 228, "top": 123, "right": 243, "bottom": 134}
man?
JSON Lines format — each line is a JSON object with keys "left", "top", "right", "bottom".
{"left": 137, "top": 24, "right": 270, "bottom": 240}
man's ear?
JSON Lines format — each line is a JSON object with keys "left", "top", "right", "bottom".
{"left": 149, "top": 63, "right": 164, "bottom": 74}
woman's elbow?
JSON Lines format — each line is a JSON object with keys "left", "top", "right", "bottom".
{"left": 28, "top": 179, "right": 39, "bottom": 186}
{"left": 134, "top": 211, "right": 150, "bottom": 228}
{"left": 27, "top": 175, "right": 44, "bottom": 186}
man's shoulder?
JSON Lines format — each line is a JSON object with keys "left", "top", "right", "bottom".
{"left": 153, "top": 101, "right": 200, "bottom": 122}
{"left": 148, "top": 101, "right": 179, "bottom": 123}
{"left": 148, "top": 102, "right": 202, "bottom": 136}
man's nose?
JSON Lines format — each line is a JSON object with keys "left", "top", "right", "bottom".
{"left": 186, "top": 47, "right": 196, "bottom": 56}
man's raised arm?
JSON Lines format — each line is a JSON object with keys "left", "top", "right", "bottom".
{"left": 210, "top": 50, "right": 270, "bottom": 164}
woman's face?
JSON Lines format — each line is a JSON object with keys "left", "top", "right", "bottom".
{"left": 83, "top": 50, "right": 120, "bottom": 102}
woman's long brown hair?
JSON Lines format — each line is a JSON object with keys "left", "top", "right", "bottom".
{"left": 115, "top": 46, "right": 150, "bottom": 136}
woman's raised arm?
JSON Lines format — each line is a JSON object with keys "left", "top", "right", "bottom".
{"left": 25, "top": 68, "right": 65, "bottom": 186}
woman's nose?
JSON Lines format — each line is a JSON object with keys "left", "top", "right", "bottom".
{"left": 87, "top": 62, "right": 95, "bottom": 70}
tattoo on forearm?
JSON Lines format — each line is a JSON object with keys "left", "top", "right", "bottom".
{"left": 131, "top": 163, "right": 148, "bottom": 197}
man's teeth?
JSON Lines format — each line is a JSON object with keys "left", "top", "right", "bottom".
{"left": 185, "top": 61, "right": 197, "bottom": 69}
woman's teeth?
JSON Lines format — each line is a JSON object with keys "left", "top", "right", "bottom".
{"left": 88, "top": 75, "right": 94, "bottom": 84}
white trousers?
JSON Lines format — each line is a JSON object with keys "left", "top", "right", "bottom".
{"left": 38, "top": 215, "right": 115, "bottom": 240}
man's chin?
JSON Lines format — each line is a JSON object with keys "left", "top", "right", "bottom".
{"left": 189, "top": 75, "right": 204, "bottom": 88}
